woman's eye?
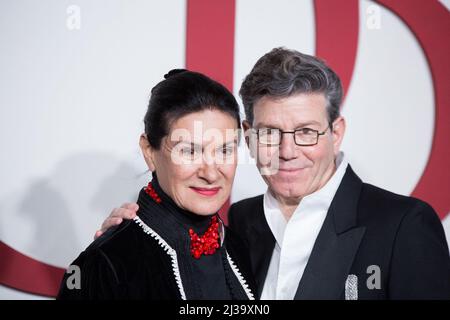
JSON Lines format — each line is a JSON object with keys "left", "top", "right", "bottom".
{"left": 181, "top": 147, "right": 198, "bottom": 156}
{"left": 222, "top": 147, "right": 234, "bottom": 156}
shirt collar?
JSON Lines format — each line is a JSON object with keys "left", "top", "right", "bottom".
{"left": 263, "top": 151, "right": 348, "bottom": 247}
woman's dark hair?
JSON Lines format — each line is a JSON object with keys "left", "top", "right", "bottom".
{"left": 144, "top": 69, "right": 241, "bottom": 149}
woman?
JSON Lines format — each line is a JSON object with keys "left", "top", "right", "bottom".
{"left": 57, "top": 69, "right": 255, "bottom": 300}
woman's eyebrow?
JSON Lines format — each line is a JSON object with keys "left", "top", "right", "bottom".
{"left": 172, "top": 140, "right": 202, "bottom": 148}
{"left": 173, "top": 139, "right": 237, "bottom": 148}
{"left": 221, "top": 139, "right": 238, "bottom": 147}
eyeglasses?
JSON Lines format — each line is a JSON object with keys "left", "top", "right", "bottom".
{"left": 254, "top": 125, "right": 330, "bottom": 146}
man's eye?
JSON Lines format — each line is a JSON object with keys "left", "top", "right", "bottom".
{"left": 260, "top": 128, "right": 277, "bottom": 137}
{"left": 299, "top": 128, "right": 314, "bottom": 135}
{"left": 266, "top": 128, "right": 278, "bottom": 135}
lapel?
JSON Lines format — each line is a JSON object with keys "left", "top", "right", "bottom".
{"left": 246, "top": 196, "right": 276, "bottom": 298}
{"left": 294, "top": 166, "right": 366, "bottom": 299}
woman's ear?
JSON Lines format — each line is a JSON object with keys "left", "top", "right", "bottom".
{"left": 139, "top": 134, "right": 156, "bottom": 171}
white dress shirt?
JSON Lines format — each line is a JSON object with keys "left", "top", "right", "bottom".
{"left": 260, "top": 152, "right": 348, "bottom": 300}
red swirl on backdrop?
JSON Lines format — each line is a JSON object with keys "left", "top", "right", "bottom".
{"left": 375, "top": 0, "right": 450, "bottom": 220}
{"left": 185, "top": 0, "right": 236, "bottom": 225}
{"left": 0, "top": 0, "right": 448, "bottom": 298}
{"left": 314, "top": 0, "right": 359, "bottom": 98}
{"left": 0, "top": 242, "right": 64, "bottom": 297}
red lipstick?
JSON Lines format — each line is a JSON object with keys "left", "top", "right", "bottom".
{"left": 190, "top": 187, "right": 220, "bottom": 196}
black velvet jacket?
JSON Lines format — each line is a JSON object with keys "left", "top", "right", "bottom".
{"left": 229, "top": 166, "right": 450, "bottom": 299}
{"left": 58, "top": 179, "right": 256, "bottom": 300}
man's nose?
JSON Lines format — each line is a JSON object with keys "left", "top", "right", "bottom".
{"left": 278, "top": 132, "right": 297, "bottom": 161}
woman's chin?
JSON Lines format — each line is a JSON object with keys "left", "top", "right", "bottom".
{"left": 187, "top": 201, "right": 225, "bottom": 216}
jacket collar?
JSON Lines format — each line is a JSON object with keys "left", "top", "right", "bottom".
{"left": 246, "top": 165, "right": 366, "bottom": 299}
{"left": 294, "top": 165, "right": 366, "bottom": 299}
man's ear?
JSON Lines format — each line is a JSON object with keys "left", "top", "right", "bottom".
{"left": 331, "top": 116, "right": 346, "bottom": 156}
{"left": 242, "top": 120, "right": 252, "bottom": 147}
{"left": 139, "top": 134, "right": 156, "bottom": 171}
{"left": 242, "top": 120, "right": 257, "bottom": 159}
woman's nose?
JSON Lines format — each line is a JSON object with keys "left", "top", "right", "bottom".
{"left": 198, "top": 162, "right": 220, "bottom": 183}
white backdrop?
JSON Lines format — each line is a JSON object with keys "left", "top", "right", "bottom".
{"left": 0, "top": 0, "right": 449, "bottom": 299}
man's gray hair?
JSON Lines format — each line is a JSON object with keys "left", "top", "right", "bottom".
{"left": 239, "top": 47, "right": 343, "bottom": 125}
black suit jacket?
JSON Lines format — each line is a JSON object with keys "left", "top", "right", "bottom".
{"left": 228, "top": 166, "right": 450, "bottom": 299}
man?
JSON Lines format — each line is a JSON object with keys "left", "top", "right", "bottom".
{"left": 96, "top": 48, "right": 450, "bottom": 299}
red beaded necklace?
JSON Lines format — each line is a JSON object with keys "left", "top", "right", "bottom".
{"left": 144, "top": 181, "right": 220, "bottom": 259}
{"left": 144, "top": 182, "right": 162, "bottom": 203}
{"left": 189, "top": 216, "right": 220, "bottom": 259}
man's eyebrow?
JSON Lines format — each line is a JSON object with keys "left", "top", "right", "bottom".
{"left": 293, "top": 120, "right": 322, "bottom": 128}
{"left": 254, "top": 120, "right": 322, "bottom": 128}
{"left": 253, "top": 122, "right": 279, "bottom": 129}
